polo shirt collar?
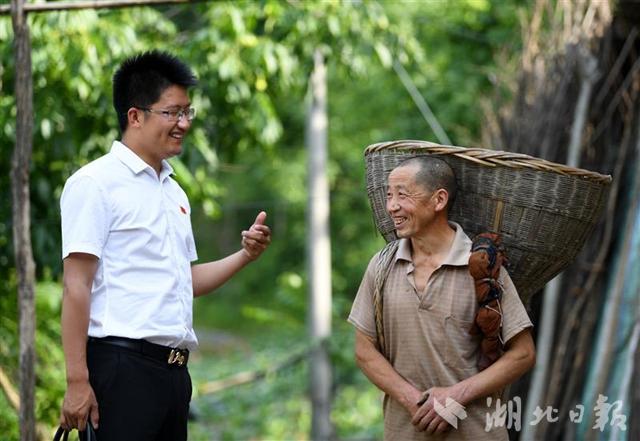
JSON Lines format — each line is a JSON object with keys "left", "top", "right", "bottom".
{"left": 396, "top": 238, "right": 413, "bottom": 262}
{"left": 395, "top": 221, "right": 472, "bottom": 267}
{"left": 443, "top": 222, "right": 472, "bottom": 266}
{"left": 111, "top": 141, "right": 174, "bottom": 179}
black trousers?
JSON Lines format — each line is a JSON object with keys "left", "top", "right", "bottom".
{"left": 87, "top": 340, "right": 192, "bottom": 441}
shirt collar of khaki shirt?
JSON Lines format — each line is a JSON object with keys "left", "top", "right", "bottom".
{"left": 394, "top": 221, "right": 472, "bottom": 268}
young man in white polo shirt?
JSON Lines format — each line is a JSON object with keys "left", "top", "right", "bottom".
{"left": 59, "top": 51, "right": 272, "bottom": 440}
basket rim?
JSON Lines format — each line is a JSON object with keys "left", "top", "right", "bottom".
{"left": 365, "top": 140, "right": 613, "bottom": 184}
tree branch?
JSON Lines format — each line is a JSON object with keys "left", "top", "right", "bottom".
{"left": 0, "top": 0, "right": 206, "bottom": 15}
{"left": 0, "top": 365, "right": 20, "bottom": 411}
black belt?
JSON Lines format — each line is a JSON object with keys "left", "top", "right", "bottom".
{"left": 88, "top": 336, "right": 189, "bottom": 367}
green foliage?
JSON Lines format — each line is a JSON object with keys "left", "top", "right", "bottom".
{"left": 32, "top": 281, "right": 66, "bottom": 425}
{"left": 0, "top": 278, "right": 19, "bottom": 441}
{"left": 187, "top": 323, "right": 382, "bottom": 440}
{"left": 0, "top": 398, "right": 19, "bottom": 441}
{"left": 0, "top": 0, "right": 529, "bottom": 436}
{"left": 0, "top": 280, "right": 66, "bottom": 439}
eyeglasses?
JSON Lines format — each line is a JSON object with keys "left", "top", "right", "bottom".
{"left": 137, "top": 106, "right": 196, "bottom": 122}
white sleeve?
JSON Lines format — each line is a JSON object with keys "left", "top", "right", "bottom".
{"left": 60, "top": 174, "right": 111, "bottom": 259}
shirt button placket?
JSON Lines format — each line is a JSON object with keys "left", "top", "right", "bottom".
{"left": 161, "top": 179, "right": 188, "bottom": 328}
{"left": 162, "top": 180, "right": 185, "bottom": 295}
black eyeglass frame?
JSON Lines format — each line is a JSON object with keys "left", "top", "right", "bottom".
{"left": 135, "top": 106, "right": 196, "bottom": 122}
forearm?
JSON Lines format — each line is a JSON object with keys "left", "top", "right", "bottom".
{"left": 456, "top": 330, "right": 535, "bottom": 405}
{"left": 358, "top": 352, "right": 420, "bottom": 410}
{"left": 191, "top": 250, "right": 252, "bottom": 297}
{"left": 61, "top": 285, "right": 91, "bottom": 383}
{"left": 192, "top": 211, "right": 271, "bottom": 297}
{"left": 355, "top": 331, "right": 421, "bottom": 412}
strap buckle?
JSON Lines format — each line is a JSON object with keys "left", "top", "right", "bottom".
{"left": 167, "top": 348, "right": 186, "bottom": 366}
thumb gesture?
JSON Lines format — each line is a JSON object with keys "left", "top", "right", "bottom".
{"left": 253, "top": 211, "right": 267, "bottom": 227}
{"left": 241, "top": 211, "right": 271, "bottom": 261}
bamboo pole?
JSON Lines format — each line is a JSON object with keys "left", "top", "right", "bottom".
{"left": 0, "top": 0, "right": 202, "bottom": 15}
{"left": 550, "top": 115, "right": 631, "bottom": 441}
{"left": 610, "top": 322, "right": 639, "bottom": 440}
{"left": 593, "top": 27, "right": 638, "bottom": 108}
{"left": 581, "top": 108, "right": 640, "bottom": 441}
{"left": 392, "top": 60, "right": 452, "bottom": 145}
{"left": 631, "top": 333, "right": 640, "bottom": 440}
{"left": 521, "top": 43, "right": 600, "bottom": 441}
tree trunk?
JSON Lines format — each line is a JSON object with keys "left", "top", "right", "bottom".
{"left": 306, "top": 49, "right": 333, "bottom": 441}
{"left": 10, "top": 1, "right": 36, "bottom": 440}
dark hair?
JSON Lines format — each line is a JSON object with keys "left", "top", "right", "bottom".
{"left": 398, "top": 156, "right": 457, "bottom": 209}
{"left": 112, "top": 50, "right": 197, "bottom": 132}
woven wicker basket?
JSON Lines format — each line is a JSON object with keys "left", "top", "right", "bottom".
{"left": 365, "top": 140, "right": 612, "bottom": 303}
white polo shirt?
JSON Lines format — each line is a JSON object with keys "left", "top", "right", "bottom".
{"left": 61, "top": 141, "right": 199, "bottom": 350}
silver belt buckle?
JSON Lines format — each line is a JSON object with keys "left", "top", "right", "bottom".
{"left": 167, "top": 348, "right": 186, "bottom": 366}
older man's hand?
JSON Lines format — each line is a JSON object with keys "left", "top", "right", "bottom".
{"left": 412, "top": 385, "right": 466, "bottom": 435}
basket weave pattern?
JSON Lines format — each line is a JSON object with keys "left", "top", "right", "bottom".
{"left": 365, "top": 140, "right": 612, "bottom": 303}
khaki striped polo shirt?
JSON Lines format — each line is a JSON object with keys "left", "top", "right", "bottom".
{"left": 349, "top": 222, "right": 533, "bottom": 440}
